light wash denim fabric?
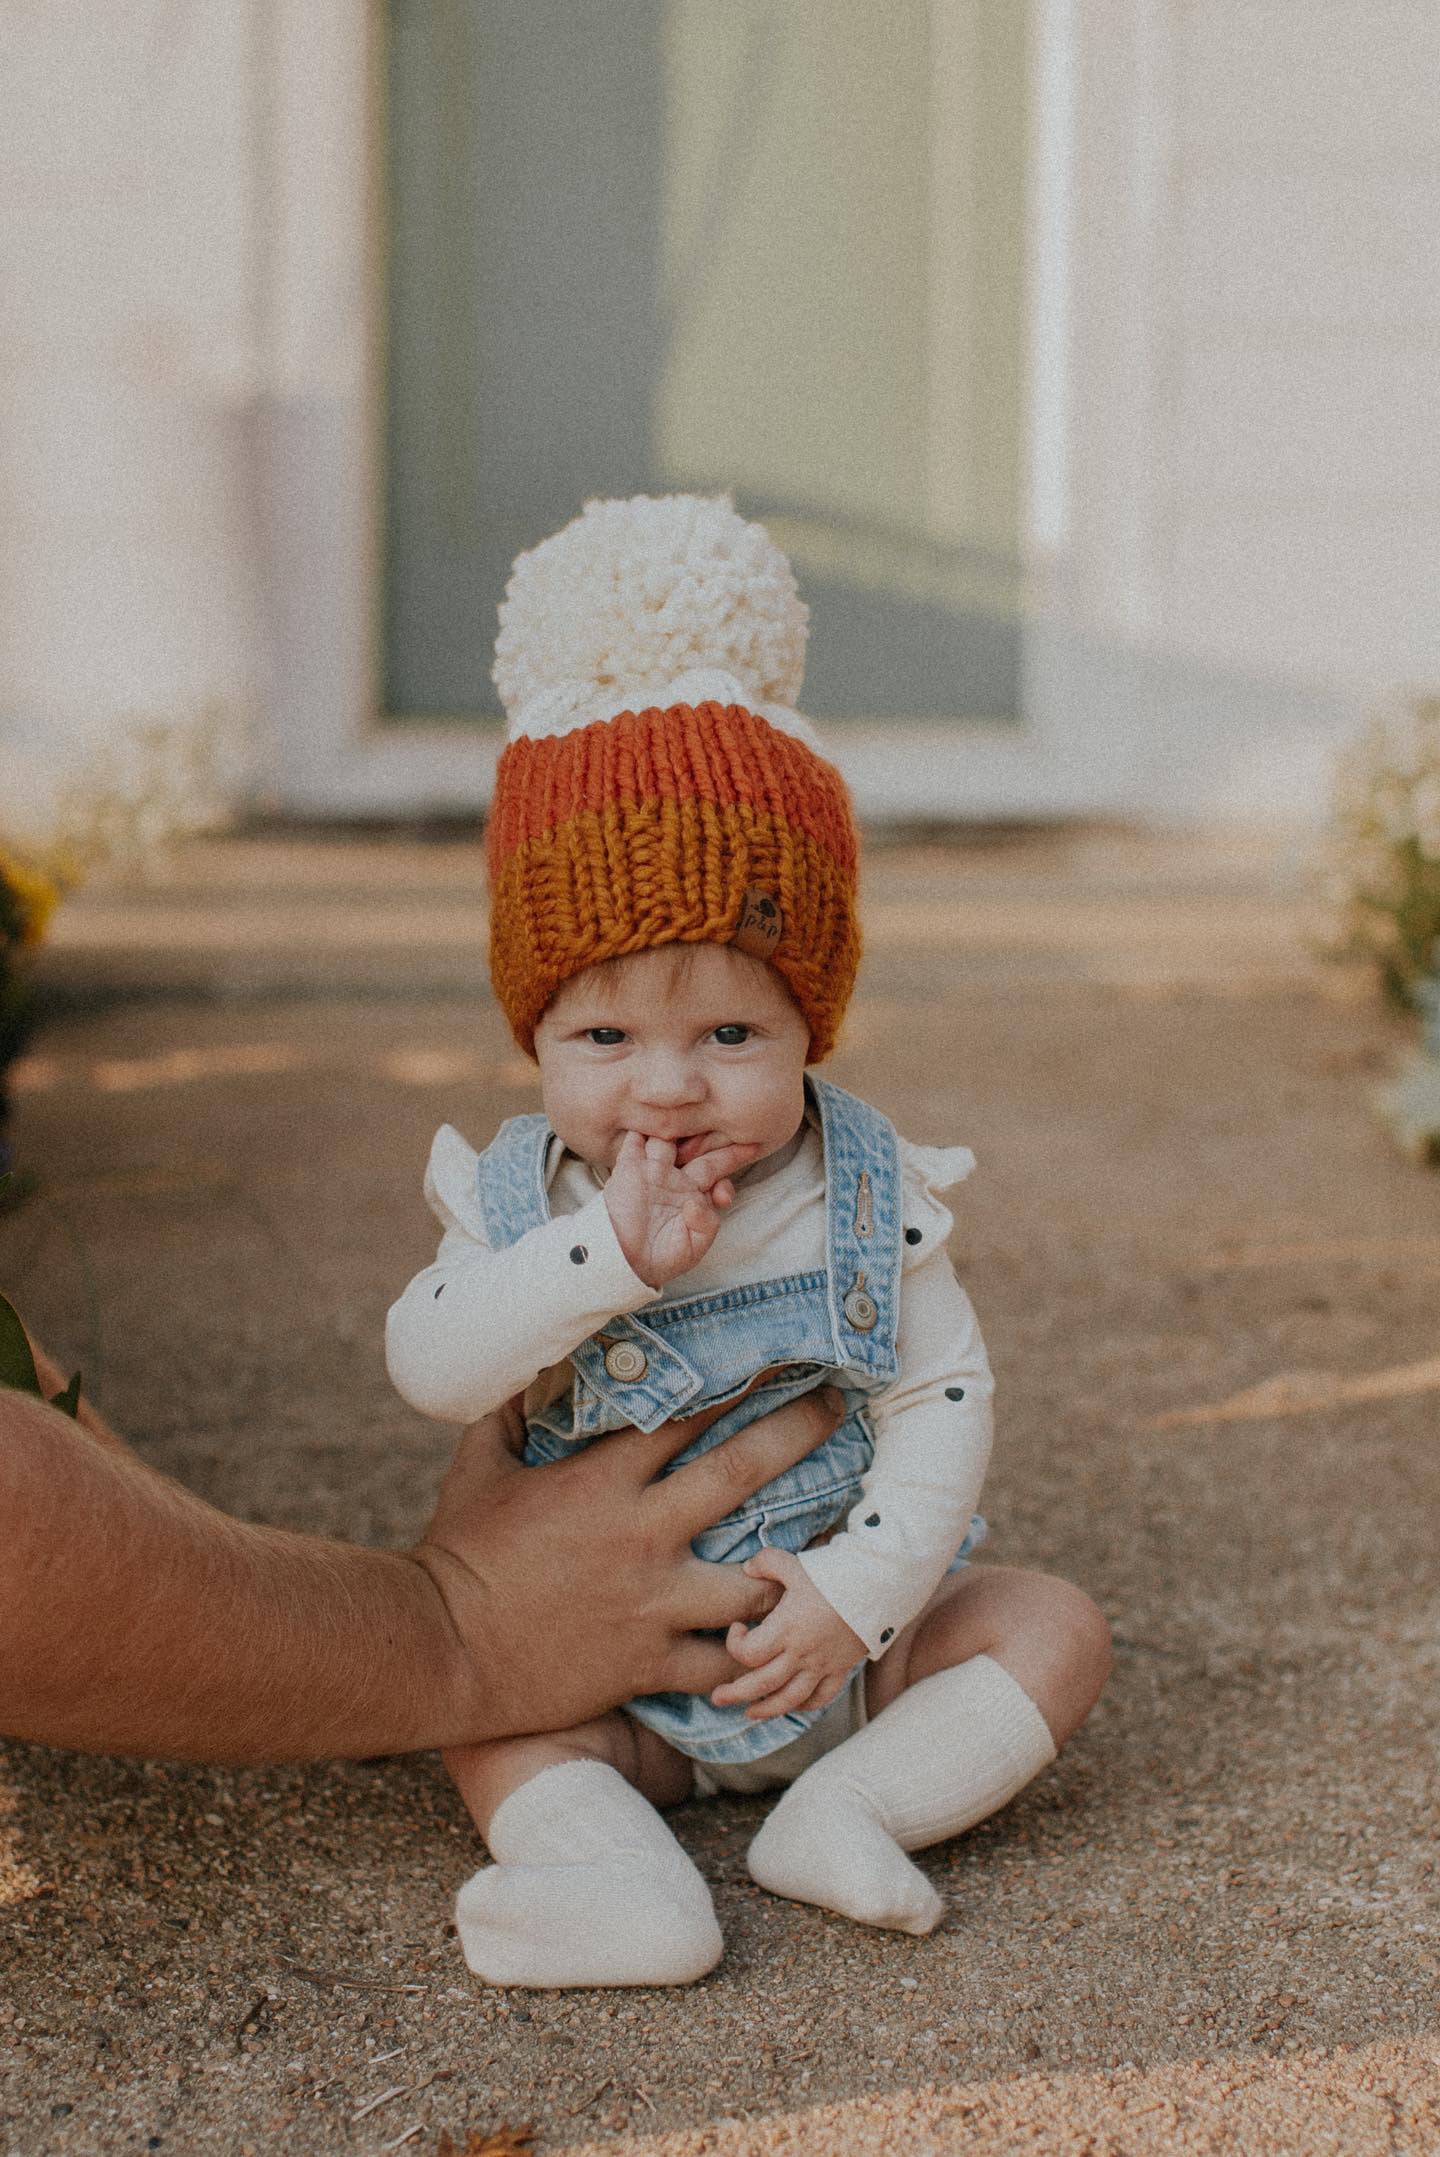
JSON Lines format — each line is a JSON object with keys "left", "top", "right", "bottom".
{"left": 475, "top": 1075, "right": 982, "bottom": 1764}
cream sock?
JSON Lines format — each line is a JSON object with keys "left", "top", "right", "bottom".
{"left": 454, "top": 1759, "right": 722, "bottom": 1989}
{"left": 746, "top": 1655, "right": 1057, "bottom": 1935}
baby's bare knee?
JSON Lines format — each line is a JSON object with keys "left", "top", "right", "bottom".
{"left": 1054, "top": 1580, "right": 1111, "bottom": 1690}
{"left": 1014, "top": 1575, "right": 1111, "bottom": 1741}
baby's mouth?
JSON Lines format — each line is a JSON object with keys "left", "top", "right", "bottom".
{"left": 611, "top": 1130, "right": 711, "bottom": 1163}
{"left": 619, "top": 1129, "right": 749, "bottom": 1167}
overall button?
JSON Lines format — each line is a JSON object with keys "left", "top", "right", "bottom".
{"left": 843, "top": 1286, "right": 879, "bottom": 1332}
{"left": 604, "top": 1340, "right": 649, "bottom": 1383}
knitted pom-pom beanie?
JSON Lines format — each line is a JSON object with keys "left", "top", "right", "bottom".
{"left": 486, "top": 495, "right": 861, "bottom": 1062}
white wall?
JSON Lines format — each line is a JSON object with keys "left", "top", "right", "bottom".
{"left": 1025, "top": 0, "right": 1438, "bottom": 826}
{"left": 0, "top": 0, "right": 263, "bottom": 843}
{"left": 1165, "top": 1, "right": 1439, "bottom": 688}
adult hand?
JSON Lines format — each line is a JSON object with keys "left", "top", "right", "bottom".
{"left": 413, "top": 1384, "right": 844, "bottom": 1741}
{"left": 0, "top": 1351, "right": 839, "bottom": 1761}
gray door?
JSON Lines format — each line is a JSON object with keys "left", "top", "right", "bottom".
{"left": 382, "top": 0, "right": 1028, "bottom": 722}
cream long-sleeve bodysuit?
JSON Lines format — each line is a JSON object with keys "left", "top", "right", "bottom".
{"left": 386, "top": 1108, "right": 993, "bottom": 1661}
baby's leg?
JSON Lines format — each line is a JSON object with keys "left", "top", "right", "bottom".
{"left": 747, "top": 1566, "right": 1111, "bottom": 1934}
{"left": 444, "top": 1717, "right": 719, "bottom": 1988}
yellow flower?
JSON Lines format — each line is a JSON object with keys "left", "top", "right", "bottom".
{"left": 0, "top": 850, "right": 65, "bottom": 947}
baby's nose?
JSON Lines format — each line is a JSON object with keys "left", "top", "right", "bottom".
{"left": 634, "top": 1052, "right": 704, "bottom": 1105}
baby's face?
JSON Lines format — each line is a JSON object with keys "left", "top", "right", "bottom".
{"left": 534, "top": 943, "right": 810, "bottom": 1174}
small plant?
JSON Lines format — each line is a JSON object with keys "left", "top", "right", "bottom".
{"left": 50, "top": 707, "right": 234, "bottom": 885}
{"left": 1318, "top": 693, "right": 1440, "bottom": 1011}
{"left": 0, "top": 1173, "right": 82, "bottom": 1412}
{"left": 0, "top": 1291, "right": 82, "bottom": 1415}
{"left": 1321, "top": 695, "right": 1440, "bottom": 1164}
{"left": 1, "top": 706, "right": 238, "bottom": 1183}
{"left": 0, "top": 848, "right": 70, "bottom": 1180}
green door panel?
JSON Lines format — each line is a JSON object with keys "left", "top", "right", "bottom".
{"left": 382, "top": 0, "right": 1026, "bottom": 722}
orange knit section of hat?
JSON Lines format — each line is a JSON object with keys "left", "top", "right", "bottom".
{"left": 487, "top": 703, "right": 860, "bottom": 1061}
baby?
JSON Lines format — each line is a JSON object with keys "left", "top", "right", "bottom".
{"left": 386, "top": 496, "right": 1109, "bottom": 1989}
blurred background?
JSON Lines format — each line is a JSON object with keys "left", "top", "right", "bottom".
{"left": 4, "top": 0, "right": 1434, "bottom": 841}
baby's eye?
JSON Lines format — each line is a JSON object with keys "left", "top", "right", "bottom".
{"left": 712, "top": 1024, "right": 751, "bottom": 1046}
{"left": 586, "top": 1027, "right": 626, "bottom": 1046}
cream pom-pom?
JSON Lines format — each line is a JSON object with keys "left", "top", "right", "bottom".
{"left": 494, "top": 494, "right": 812, "bottom": 743}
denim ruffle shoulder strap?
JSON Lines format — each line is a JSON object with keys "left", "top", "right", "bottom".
{"left": 473, "top": 1112, "right": 554, "bottom": 1248}
{"left": 808, "top": 1076, "right": 904, "bottom": 1385}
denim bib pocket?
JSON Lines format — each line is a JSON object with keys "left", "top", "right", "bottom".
{"left": 688, "top": 1398, "right": 875, "bottom": 1565}
{"left": 521, "top": 1412, "right": 591, "bottom": 1464}
{"left": 519, "top": 1358, "right": 834, "bottom": 1467}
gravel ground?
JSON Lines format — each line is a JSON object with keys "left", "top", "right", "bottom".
{"left": 2, "top": 827, "right": 1437, "bottom": 2156}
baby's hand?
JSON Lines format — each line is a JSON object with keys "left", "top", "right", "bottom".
{"left": 604, "top": 1130, "right": 760, "bottom": 1289}
{"left": 710, "top": 1548, "right": 867, "bottom": 1720}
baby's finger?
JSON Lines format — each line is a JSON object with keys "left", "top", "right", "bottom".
{"left": 724, "top": 1609, "right": 784, "bottom": 1667}
{"left": 684, "top": 1142, "right": 761, "bottom": 1192}
{"left": 609, "top": 1128, "right": 646, "bottom": 1179}
{"left": 745, "top": 1670, "right": 823, "bottom": 1720}
{"left": 673, "top": 1132, "right": 746, "bottom": 1169}
{"left": 644, "top": 1135, "right": 678, "bottom": 1169}
{"left": 711, "top": 1180, "right": 735, "bottom": 1210}
{"left": 710, "top": 1650, "right": 794, "bottom": 1707}
{"left": 742, "top": 1546, "right": 805, "bottom": 1594}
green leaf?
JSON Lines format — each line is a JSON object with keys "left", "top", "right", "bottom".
{"left": 0, "top": 1290, "right": 44, "bottom": 1398}
{"left": 50, "top": 1370, "right": 83, "bottom": 1419}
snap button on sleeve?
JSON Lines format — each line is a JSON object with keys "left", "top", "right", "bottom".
{"left": 569, "top": 1245, "right": 588, "bottom": 1264}
{"left": 604, "top": 1340, "right": 649, "bottom": 1383}
{"left": 945, "top": 1386, "right": 966, "bottom": 1400}
{"left": 880, "top": 1628, "right": 895, "bottom": 1644}
{"left": 865, "top": 1512, "right": 881, "bottom": 1527}
{"left": 904, "top": 1226, "right": 922, "bottom": 1245}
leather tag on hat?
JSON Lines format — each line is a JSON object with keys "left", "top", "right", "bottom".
{"left": 733, "top": 886, "right": 783, "bottom": 960}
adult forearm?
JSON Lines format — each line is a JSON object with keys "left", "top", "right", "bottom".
{"left": 2, "top": 1376, "right": 842, "bottom": 1762}
{"left": 0, "top": 1392, "right": 483, "bottom": 1762}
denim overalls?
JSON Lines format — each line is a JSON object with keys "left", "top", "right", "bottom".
{"left": 476, "top": 1075, "right": 945, "bottom": 1765}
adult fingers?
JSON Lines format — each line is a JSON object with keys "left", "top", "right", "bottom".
{"left": 654, "top": 1386, "right": 844, "bottom": 1533}
{"left": 422, "top": 1402, "right": 526, "bottom": 1538}
{"left": 666, "top": 1554, "right": 784, "bottom": 1634}
{"left": 598, "top": 1372, "right": 801, "bottom": 1490}
{"left": 656, "top": 1633, "right": 754, "bottom": 1697}
{"left": 600, "top": 1392, "right": 753, "bottom": 1489}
